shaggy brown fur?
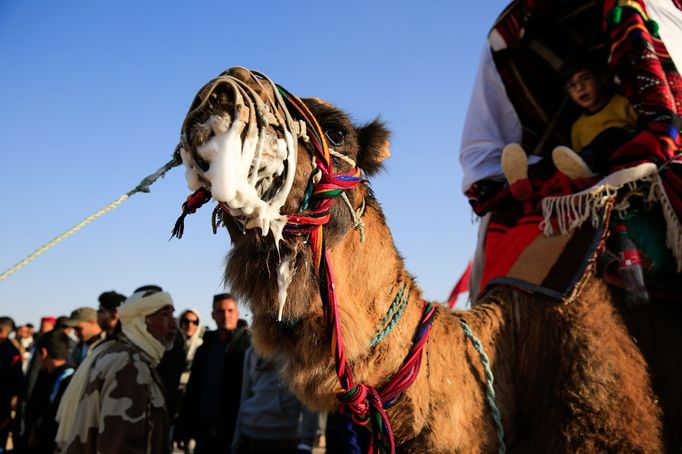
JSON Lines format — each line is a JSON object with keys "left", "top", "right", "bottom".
{"left": 182, "top": 68, "right": 664, "bottom": 452}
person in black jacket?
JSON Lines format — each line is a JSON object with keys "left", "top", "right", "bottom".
{"left": 176, "top": 293, "right": 250, "bottom": 454}
{"left": 20, "top": 330, "right": 74, "bottom": 454}
{"left": 0, "top": 317, "right": 23, "bottom": 451}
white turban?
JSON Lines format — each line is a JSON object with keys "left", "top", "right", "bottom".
{"left": 120, "top": 290, "right": 174, "bottom": 365}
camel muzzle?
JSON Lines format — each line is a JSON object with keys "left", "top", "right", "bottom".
{"left": 178, "top": 68, "right": 303, "bottom": 247}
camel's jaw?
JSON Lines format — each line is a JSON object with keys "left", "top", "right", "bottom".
{"left": 223, "top": 222, "right": 322, "bottom": 318}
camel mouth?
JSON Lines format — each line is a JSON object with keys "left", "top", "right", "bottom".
{"left": 178, "top": 68, "right": 303, "bottom": 248}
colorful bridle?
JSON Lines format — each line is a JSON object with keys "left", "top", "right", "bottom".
{"left": 278, "top": 87, "right": 437, "bottom": 454}
{"left": 173, "top": 78, "right": 436, "bottom": 454}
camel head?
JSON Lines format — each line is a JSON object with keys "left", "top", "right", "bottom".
{"left": 178, "top": 67, "right": 391, "bottom": 352}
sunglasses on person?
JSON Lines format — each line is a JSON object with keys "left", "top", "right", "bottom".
{"left": 181, "top": 318, "right": 199, "bottom": 326}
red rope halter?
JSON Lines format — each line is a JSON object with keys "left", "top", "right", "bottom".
{"left": 276, "top": 87, "right": 437, "bottom": 454}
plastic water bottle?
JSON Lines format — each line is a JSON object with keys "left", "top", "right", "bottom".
{"left": 616, "top": 225, "right": 649, "bottom": 306}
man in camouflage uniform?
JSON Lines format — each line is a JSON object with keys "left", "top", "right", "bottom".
{"left": 55, "top": 289, "right": 178, "bottom": 454}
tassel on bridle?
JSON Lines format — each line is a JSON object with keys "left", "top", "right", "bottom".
{"left": 170, "top": 188, "right": 212, "bottom": 239}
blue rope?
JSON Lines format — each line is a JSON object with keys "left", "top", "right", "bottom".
{"left": 458, "top": 318, "right": 506, "bottom": 454}
{"left": 369, "top": 286, "right": 410, "bottom": 347}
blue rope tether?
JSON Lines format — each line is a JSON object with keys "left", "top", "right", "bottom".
{"left": 458, "top": 318, "right": 506, "bottom": 454}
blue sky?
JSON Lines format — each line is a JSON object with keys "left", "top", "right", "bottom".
{"left": 0, "top": 1, "right": 508, "bottom": 328}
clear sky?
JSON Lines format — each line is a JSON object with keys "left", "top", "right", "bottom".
{"left": 0, "top": 0, "right": 508, "bottom": 329}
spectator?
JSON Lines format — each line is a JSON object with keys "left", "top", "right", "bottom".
{"left": 25, "top": 315, "right": 78, "bottom": 397}
{"left": 170, "top": 309, "right": 204, "bottom": 452}
{"left": 13, "top": 325, "right": 34, "bottom": 372}
{"left": 54, "top": 316, "right": 78, "bottom": 355}
{"left": 55, "top": 289, "right": 177, "bottom": 454}
{"left": 97, "top": 291, "right": 127, "bottom": 337}
{"left": 178, "top": 308, "right": 205, "bottom": 393}
{"left": 134, "top": 286, "right": 187, "bottom": 432}
{"left": 37, "top": 317, "right": 56, "bottom": 338}
{"left": 64, "top": 307, "right": 105, "bottom": 367}
{"left": 0, "top": 317, "right": 23, "bottom": 451}
{"left": 177, "top": 293, "right": 250, "bottom": 453}
{"left": 233, "top": 346, "right": 318, "bottom": 454}
{"left": 24, "top": 324, "right": 34, "bottom": 340}
{"left": 21, "top": 330, "right": 74, "bottom": 454}
{"left": 14, "top": 325, "right": 33, "bottom": 352}
{"left": 17, "top": 315, "right": 79, "bottom": 447}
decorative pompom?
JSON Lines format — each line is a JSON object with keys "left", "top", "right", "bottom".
{"left": 607, "top": 6, "right": 623, "bottom": 26}
{"left": 646, "top": 19, "right": 659, "bottom": 37}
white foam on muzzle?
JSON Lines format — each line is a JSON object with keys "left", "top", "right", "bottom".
{"left": 180, "top": 70, "right": 302, "bottom": 320}
{"left": 182, "top": 98, "right": 296, "bottom": 248}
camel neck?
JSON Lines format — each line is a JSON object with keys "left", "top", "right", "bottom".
{"left": 327, "top": 198, "right": 431, "bottom": 387}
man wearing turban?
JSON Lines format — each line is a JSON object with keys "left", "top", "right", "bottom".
{"left": 55, "top": 289, "right": 177, "bottom": 454}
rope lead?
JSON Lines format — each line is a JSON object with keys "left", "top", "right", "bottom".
{"left": 0, "top": 154, "right": 182, "bottom": 283}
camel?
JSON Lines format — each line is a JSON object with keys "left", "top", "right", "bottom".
{"left": 174, "top": 67, "right": 664, "bottom": 452}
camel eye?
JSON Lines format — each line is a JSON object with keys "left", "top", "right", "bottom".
{"left": 325, "top": 128, "right": 346, "bottom": 147}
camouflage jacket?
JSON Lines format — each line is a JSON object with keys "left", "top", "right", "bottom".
{"left": 56, "top": 335, "right": 169, "bottom": 454}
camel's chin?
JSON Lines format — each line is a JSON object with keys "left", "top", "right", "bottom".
{"left": 249, "top": 312, "right": 310, "bottom": 356}
{"left": 226, "top": 222, "right": 307, "bottom": 260}
{"left": 250, "top": 301, "right": 316, "bottom": 330}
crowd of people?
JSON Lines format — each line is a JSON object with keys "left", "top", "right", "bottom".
{"left": 0, "top": 288, "right": 324, "bottom": 454}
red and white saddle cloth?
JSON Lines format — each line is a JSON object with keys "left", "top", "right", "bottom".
{"left": 475, "top": 162, "right": 680, "bottom": 303}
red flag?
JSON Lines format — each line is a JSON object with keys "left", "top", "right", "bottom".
{"left": 448, "top": 261, "right": 472, "bottom": 309}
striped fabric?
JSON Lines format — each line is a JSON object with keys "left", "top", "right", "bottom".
{"left": 479, "top": 196, "right": 611, "bottom": 302}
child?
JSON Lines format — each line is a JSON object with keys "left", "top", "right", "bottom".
{"left": 553, "top": 57, "right": 638, "bottom": 179}
{"left": 501, "top": 57, "right": 638, "bottom": 200}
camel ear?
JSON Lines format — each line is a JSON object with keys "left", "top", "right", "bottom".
{"left": 356, "top": 119, "right": 390, "bottom": 176}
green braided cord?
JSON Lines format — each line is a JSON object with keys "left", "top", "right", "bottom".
{"left": 379, "top": 286, "right": 405, "bottom": 328}
{"left": 458, "top": 318, "right": 506, "bottom": 454}
{"left": 0, "top": 154, "right": 181, "bottom": 283}
{"left": 369, "top": 286, "right": 410, "bottom": 347}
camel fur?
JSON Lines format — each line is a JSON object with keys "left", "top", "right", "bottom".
{"left": 179, "top": 68, "right": 664, "bottom": 453}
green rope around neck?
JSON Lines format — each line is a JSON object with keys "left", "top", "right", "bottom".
{"left": 458, "top": 318, "right": 506, "bottom": 454}
{"left": 370, "top": 284, "right": 410, "bottom": 347}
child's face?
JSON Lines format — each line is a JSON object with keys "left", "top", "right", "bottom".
{"left": 565, "top": 70, "right": 606, "bottom": 113}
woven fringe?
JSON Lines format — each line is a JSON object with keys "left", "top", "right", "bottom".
{"left": 650, "top": 173, "right": 682, "bottom": 271}
{"left": 540, "top": 164, "right": 682, "bottom": 272}
{"left": 540, "top": 184, "right": 620, "bottom": 235}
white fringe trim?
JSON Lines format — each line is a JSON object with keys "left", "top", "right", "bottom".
{"left": 650, "top": 167, "right": 682, "bottom": 272}
{"left": 540, "top": 184, "right": 619, "bottom": 235}
{"left": 540, "top": 162, "right": 682, "bottom": 271}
